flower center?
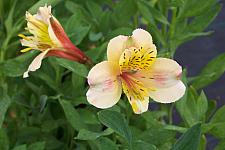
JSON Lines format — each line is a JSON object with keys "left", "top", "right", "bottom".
{"left": 119, "top": 46, "right": 156, "bottom": 101}
{"left": 19, "top": 13, "right": 56, "bottom": 52}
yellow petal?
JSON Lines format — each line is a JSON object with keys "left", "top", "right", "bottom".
{"left": 86, "top": 61, "right": 122, "bottom": 108}
{"left": 23, "top": 50, "right": 49, "bottom": 78}
{"left": 130, "top": 97, "right": 149, "bottom": 114}
{"left": 119, "top": 46, "right": 156, "bottom": 72}
{"left": 107, "top": 35, "right": 128, "bottom": 63}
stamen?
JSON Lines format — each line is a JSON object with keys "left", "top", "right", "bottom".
{"left": 20, "top": 47, "right": 32, "bottom": 53}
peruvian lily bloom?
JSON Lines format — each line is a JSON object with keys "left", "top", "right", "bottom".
{"left": 86, "top": 29, "right": 186, "bottom": 114}
{"left": 19, "top": 5, "right": 90, "bottom": 78}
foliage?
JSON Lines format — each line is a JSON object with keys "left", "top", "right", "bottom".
{"left": 0, "top": 0, "right": 224, "bottom": 149}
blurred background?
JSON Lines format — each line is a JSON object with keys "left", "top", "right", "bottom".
{"left": 175, "top": 1, "right": 225, "bottom": 149}
{"left": 175, "top": 0, "right": 225, "bottom": 107}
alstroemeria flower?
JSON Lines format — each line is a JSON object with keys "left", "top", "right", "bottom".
{"left": 86, "top": 29, "right": 186, "bottom": 114}
{"left": 19, "top": 5, "right": 89, "bottom": 78}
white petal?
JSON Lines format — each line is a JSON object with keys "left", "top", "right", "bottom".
{"left": 107, "top": 35, "right": 128, "bottom": 63}
{"left": 149, "top": 81, "right": 186, "bottom": 103}
{"left": 130, "top": 97, "right": 149, "bottom": 114}
{"left": 132, "top": 28, "right": 153, "bottom": 49}
{"left": 23, "top": 50, "right": 49, "bottom": 78}
{"left": 86, "top": 61, "right": 122, "bottom": 108}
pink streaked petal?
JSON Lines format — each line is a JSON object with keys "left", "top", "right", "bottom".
{"left": 23, "top": 50, "right": 49, "bottom": 78}
{"left": 137, "top": 58, "right": 183, "bottom": 89}
{"left": 86, "top": 61, "right": 122, "bottom": 108}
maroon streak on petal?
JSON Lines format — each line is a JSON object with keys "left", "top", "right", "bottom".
{"left": 47, "top": 50, "right": 82, "bottom": 62}
{"left": 49, "top": 17, "right": 88, "bottom": 63}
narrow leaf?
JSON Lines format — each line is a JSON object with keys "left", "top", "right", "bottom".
{"left": 0, "top": 93, "right": 11, "bottom": 128}
{"left": 59, "top": 99, "right": 86, "bottom": 131}
{"left": 76, "top": 128, "right": 113, "bottom": 140}
{"left": 55, "top": 58, "right": 88, "bottom": 77}
{"left": 172, "top": 123, "right": 201, "bottom": 150}
{"left": 98, "top": 110, "right": 132, "bottom": 145}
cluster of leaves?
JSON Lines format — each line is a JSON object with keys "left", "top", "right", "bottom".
{"left": 0, "top": 0, "right": 224, "bottom": 149}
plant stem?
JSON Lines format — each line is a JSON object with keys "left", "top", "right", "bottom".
{"left": 169, "top": 8, "right": 177, "bottom": 58}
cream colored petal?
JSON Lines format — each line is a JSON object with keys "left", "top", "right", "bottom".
{"left": 137, "top": 58, "right": 183, "bottom": 89}
{"left": 34, "top": 5, "right": 52, "bottom": 23}
{"left": 132, "top": 28, "right": 154, "bottom": 50}
{"left": 86, "top": 61, "right": 122, "bottom": 108}
{"left": 149, "top": 81, "right": 186, "bottom": 103}
{"left": 20, "top": 39, "right": 38, "bottom": 49}
{"left": 130, "top": 97, "right": 149, "bottom": 114}
{"left": 107, "top": 35, "right": 128, "bottom": 63}
{"left": 23, "top": 50, "right": 49, "bottom": 78}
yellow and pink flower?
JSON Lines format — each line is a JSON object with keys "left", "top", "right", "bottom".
{"left": 86, "top": 29, "right": 186, "bottom": 114}
{"left": 19, "top": 5, "right": 90, "bottom": 78}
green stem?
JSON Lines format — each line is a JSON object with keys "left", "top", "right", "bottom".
{"left": 134, "top": 12, "right": 139, "bottom": 29}
{"left": 163, "top": 124, "right": 187, "bottom": 133}
{"left": 169, "top": 8, "right": 177, "bottom": 58}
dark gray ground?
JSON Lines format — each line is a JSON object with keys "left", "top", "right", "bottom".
{"left": 174, "top": 1, "right": 225, "bottom": 149}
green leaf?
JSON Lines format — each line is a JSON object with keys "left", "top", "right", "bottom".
{"left": 176, "top": 71, "right": 198, "bottom": 126}
{"left": 137, "top": 1, "right": 166, "bottom": 46}
{"left": 133, "top": 141, "right": 158, "bottom": 150}
{"left": 59, "top": 99, "right": 86, "bottom": 131}
{"left": 76, "top": 128, "right": 113, "bottom": 140}
{"left": 4, "top": 0, "right": 17, "bottom": 35}
{"left": 55, "top": 58, "right": 88, "bottom": 77}
{"left": 0, "top": 129, "right": 9, "bottom": 150}
{"left": 188, "top": 4, "right": 221, "bottom": 33}
{"left": 192, "top": 53, "right": 225, "bottom": 90}
{"left": 140, "top": 1, "right": 169, "bottom": 25}
{"left": 89, "top": 32, "right": 103, "bottom": 42}
{"left": 170, "top": 0, "right": 185, "bottom": 7}
{"left": 106, "top": 27, "right": 132, "bottom": 40}
{"left": 0, "top": 93, "right": 11, "bottom": 128}
{"left": 65, "top": 14, "right": 91, "bottom": 45}
{"left": 172, "top": 123, "right": 201, "bottom": 150}
{"left": 198, "top": 135, "right": 207, "bottom": 150}
{"left": 112, "top": 0, "right": 137, "bottom": 27}
{"left": 139, "top": 128, "right": 175, "bottom": 146}
{"left": 196, "top": 91, "right": 208, "bottom": 121}
{"left": 28, "top": 0, "right": 62, "bottom": 13}
{"left": 209, "top": 106, "right": 225, "bottom": 138}
{"left": 178, "top": 0, "right": 217, "bottom": 18}
{"left": 98, "top": 110, "right": 132, "bottom": 145}
{"left": 1, "top": 51, "right": 37, "bottom": 77}
{"left": 12, "top": 145, "right": 27, "bottom": 150}
{"left": 96, "top": 137, "right": 119, "bottom": 150}
{"left": 86, "top": 1, "right": 102, "bottom": 22}
{"left": 28, "top": 141, "right": 45, "bottom": 150}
